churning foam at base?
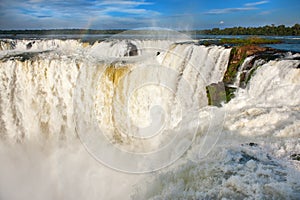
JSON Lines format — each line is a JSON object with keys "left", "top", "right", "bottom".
{"left": 133, "top": 59, "right": 300, "bottom": 199}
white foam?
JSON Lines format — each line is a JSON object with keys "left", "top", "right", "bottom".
{"left": 133, "top": 58, "right": 300, "bottom": 199}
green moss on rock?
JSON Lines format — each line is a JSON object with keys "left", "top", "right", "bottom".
{"left": 220, "top": 37, "right": 282, "bottom": 45}
{"left": 223, "top": 45, "right": 270, "bottom": 85}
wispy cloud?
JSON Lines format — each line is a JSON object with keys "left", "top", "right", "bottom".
{"left": 0, "top": 0, "right": 158, "bottom": 18}
{"left": 0, "top": 0, "right": 160, "bottom": 28}
{"left": 29, "top": 0, "right": 44, "bottom": 2}
{"left": 205, "top": 0, "right": 269, "bottom": 15}
{"left": 245, "top": 1, "right": 269, "bottom": 7}
{"left": 0, "top": 0, "right": 159, "bottom": 29}
{"left": 205, "top": 7, "right": 257, "bottom": 15}
{"left": 95, "top": 1, "right": 159, "bottom": 16}
{"left": 37, "top": 15, "right": 52, "bottom": 18}
{"left": 97, "top": 1, "right": 153, "bottom": 6}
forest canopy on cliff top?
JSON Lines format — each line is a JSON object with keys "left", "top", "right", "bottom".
{"left": 0, "top": 24, "right": 299, "bottom": 36}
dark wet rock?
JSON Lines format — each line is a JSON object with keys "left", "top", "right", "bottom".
{"left": 206, "top": 82, "right": 226, "bottom": 107}
{"left": 292, "top": 57, "right": 300, "bottom": 61}
{"left": 242, "top": 142, "right": 259, "bottom": 147}
{"left": 0, "top": 51, "right": 51, "bottom": 62}
{"left": 249, "top": 142, "right": 258, "bottom": 147}
{"left": 15, "top": 52, "right": 38, "bottom": 62}
{"left": 26, "top": 41, "right": 35, "bottom": 50}
{"left": 124, "top": 42, "right": 138, "bottom": 56}
{"left": 206, "top": 45, "right": 295, "bottom": 106}
{"left": 107, "top": 40, "right": 138, "bottom": 56}
{"left": 223, "top": 45, "right": 273, "bottom": 85}
{"left": 206, "top": 82, "right": 236, "bottom": 107}
{"left": 0, "top": 40, "right": 16, "bottom": 50}
{"left": 227, "top": 148, "right": 278, "bottom": 167}
{"left": 238, "top": 151, "right": 259, "bottom": 164}
{"left": 26, "top": 43, "right": 32, "bottom": 49}
{"left": 223, "top": 45, "right": 287, "bottom": 91}
{"left": 290, "top": 154, "right": 300, "bottom": 161}
{"left": 223, "top": 44, "right": 232, "bottom": 48}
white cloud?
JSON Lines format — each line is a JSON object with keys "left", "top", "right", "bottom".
{"left": 0, "top": 0, "right": 159, "bottom": 29}
{"left": 205, "top": 7, "right": 257, "bottom": 15}
{"left": 205, "top": 0, "right": 269, "bottom": 15}
{"left": 245, "top": 1, "right": 269, "bottom": 7}
{"left": 29, "top": 0, "right": 44, "bottom": 3}
{"left": 98, "top": 1, "right": 153, "bottom": 6}
{"left": 97, "top": 1, "right": 159, "bottom": 16}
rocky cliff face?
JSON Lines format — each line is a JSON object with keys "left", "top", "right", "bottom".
{"left": 207, "top": 45, "right": 295, "bottom": 106}
{"left": 223, "top": 45, "right": 274, "bottom": 85}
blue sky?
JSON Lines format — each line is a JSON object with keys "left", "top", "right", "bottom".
{"left": 0, "top": 0, "right": 299, "bottom": 30}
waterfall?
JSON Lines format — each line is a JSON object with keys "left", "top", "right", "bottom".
{"left": 1, "top": 38, "right": 299, "bottom": 200}
{"left": 0, "top": 39, "right": 85, "bottom": 52}
{"left": 233, "top": 56, "right": 255, "bottom": 87}
{"left": 0, "top": 39, "right": 230, "bottom": 143}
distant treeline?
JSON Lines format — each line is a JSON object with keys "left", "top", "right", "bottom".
{"left": 1, "top": 24, "right": 300, "bottom": 36}
{"left": 200, "top": 24, "right": 300, "bottom": 36}
{"left": 0, "top": 29, "right": 125, "bottom": 35}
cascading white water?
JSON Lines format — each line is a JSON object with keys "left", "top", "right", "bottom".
{"left": 233, "top": 55, "right": 255, "bottom": 87}
{"left": 134, "top": 59, "right": 300, "bottom": 199}
{"left": 0, "top": 38, "right": 299, "bottom": 199}
{"left": 0, "top": 39, "right": 230, "bottom": 142}
{"left": 0, "top": 39, "right": 234, "bottom": 199}
{"left": 0, "top": 39, "right": 86, "bottom": 52}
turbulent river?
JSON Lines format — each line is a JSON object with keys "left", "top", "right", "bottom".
{"left": 0, "top": 37, "right": 299, "bottom": 199}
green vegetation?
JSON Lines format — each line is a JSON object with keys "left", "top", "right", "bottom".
{"left": 219, "top": 37, "right": 281, "bottom": 45}
{"left": 0, "top": 29, "right": 125, "bottom": 35}
{"left": 223, "top": 47, "right": 247, "bottom": 85}
{"left": 199, "top": 36, "right": 281, "bottom": 46}
{"left": 201, "top": 24, "right": 300, "bottom": 36}
{"left": 0, "top": 29, "right": 188, "bottom": 35}
{"left": 225, "top": 87, "right": 236, "bottom": 102}
{"left": 1, "top": 24, "right": 299, "bottom": 36}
